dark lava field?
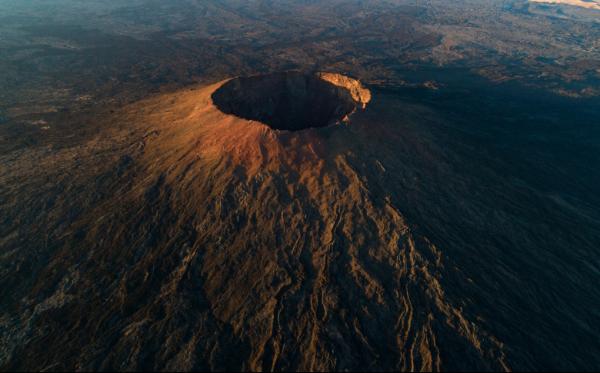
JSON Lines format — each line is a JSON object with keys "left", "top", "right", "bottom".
{"left": 1, "top": 1, "right": 599, "bottom": 371}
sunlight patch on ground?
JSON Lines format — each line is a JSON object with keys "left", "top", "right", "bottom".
{"left": 530, "top": 0, "right": 600, "bottom": 10}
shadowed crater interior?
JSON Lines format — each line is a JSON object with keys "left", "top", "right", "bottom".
{"left": 211, "top": 72, "right": 358, "bottom": 131}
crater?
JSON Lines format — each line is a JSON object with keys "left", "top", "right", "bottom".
{"left": 211, "top": 71, "right": 369, "bottom": 131}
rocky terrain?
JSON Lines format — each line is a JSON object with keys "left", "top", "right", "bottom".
{"left": 1, "top": 1, "right": 600, "bottom": 371}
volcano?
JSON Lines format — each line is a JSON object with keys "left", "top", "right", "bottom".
{"left": 2, "top": 66, "right": 599, "bottom": 373}
{"left": 3, "top": 1, "right": 600, "bottom": 371}
{"left": 0, "top": 71, "right": 514, "bottom": 371}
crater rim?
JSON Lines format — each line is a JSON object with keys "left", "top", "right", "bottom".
{"left": 211, "top": 71, "right": 370, "bottom": 132}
